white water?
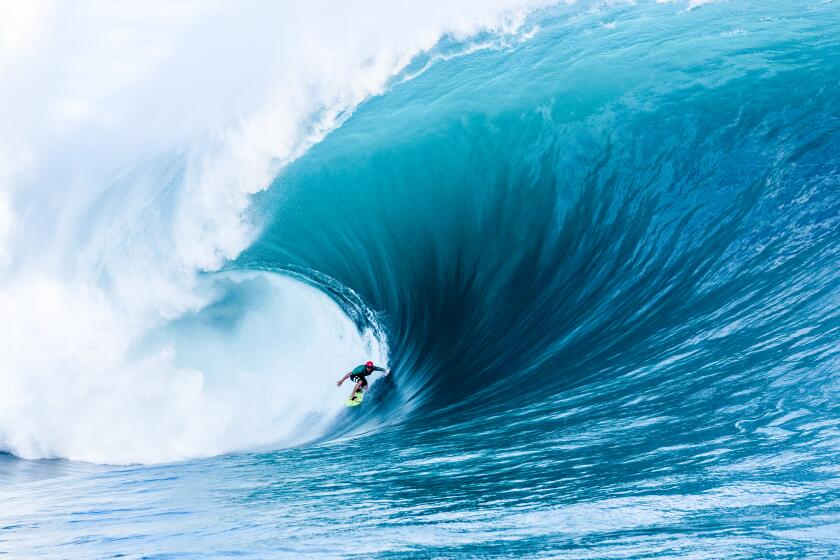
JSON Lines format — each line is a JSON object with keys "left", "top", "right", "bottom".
{"left": 0, "top": 0, "right": 542, "bottom": 464}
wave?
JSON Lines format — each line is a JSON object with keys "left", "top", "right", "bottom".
{"left": 243, "top": 0, "right": 839, "bottom": 427}
{"left": 1, "top": 0, "right": 838, "bottom": 468}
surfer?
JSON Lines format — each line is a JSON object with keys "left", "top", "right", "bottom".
{"left": 336, "top": 361, "right": 388, "bottom": 401}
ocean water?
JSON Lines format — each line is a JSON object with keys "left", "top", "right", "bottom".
{"left": 1, "top": 1, "right": 839, "bottom": 558}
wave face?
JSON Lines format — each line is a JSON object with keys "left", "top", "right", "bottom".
{"left": 2, "top": 1, "right": 840, "bottom": 557}
{"left": 247, "top": 1, "right": 840, "bottom": 416}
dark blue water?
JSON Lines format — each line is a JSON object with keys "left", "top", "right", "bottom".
{"left": 2, "top": 1, "right": 839, "bottom": 557}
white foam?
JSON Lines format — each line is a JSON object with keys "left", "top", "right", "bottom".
{"left": 655, "top": 0, "right": 719, "bottom": 11}
{"left": 0, "top": 1, "right": 542, "bottom": 463}
{"left": 0, "top": 271, "right": 386, "bottom": 464}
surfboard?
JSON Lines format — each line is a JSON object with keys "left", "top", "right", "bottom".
{"left": 346, "top": 391, "right": 365, "bottom": 407}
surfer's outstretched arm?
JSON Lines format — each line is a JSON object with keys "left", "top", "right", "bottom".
{"left": 336, "top": 372, "right": 352, "bottom": 386}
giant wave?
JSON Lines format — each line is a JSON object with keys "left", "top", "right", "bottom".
{"left": 1, "top": 1, "right": 839, "bottom": 557}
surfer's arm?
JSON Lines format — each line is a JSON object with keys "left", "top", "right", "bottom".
{"left": 336, "top": 372, "right": 353, "bottom": 386}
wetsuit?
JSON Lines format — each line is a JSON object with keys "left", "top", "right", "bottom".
{"left": 349, "top": 364, "right": 385, "bottom": 388}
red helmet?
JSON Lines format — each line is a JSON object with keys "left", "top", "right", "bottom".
{"left": 366, "top": 361, "right": 374, "bottom": 368}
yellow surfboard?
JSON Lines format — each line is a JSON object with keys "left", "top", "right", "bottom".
{"left": 346, "top": 391, "right": 365, "bottom": 407}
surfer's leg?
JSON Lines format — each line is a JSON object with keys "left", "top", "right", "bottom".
{"left": 350, "top": 379, "right": 363, "bottom": 400}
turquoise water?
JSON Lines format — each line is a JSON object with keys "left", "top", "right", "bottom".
{"left": 2, "top": 1, "right": 840, "bottom": 558}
